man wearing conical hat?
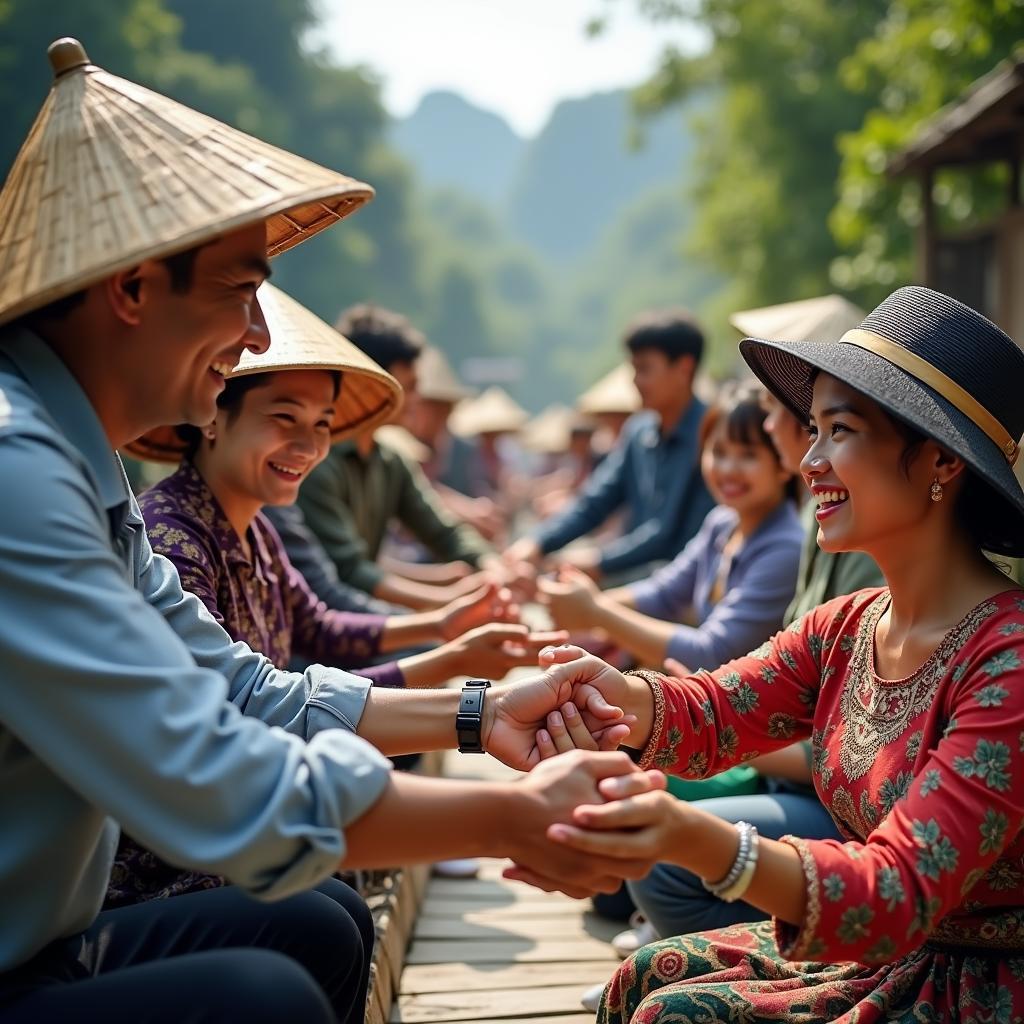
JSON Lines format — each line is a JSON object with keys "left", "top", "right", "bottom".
{"left": 0, "top": 40, "right": 658, "bottom": 1020}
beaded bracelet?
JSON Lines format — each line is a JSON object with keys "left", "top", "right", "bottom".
{"left": 623, "top": 669, "right": 666, "bottom": 771}
{"left": 702, "top": 821, "right": 760, "bottom": 903}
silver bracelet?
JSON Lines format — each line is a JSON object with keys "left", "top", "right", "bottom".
{"left": 701, "top": 821, "right": 759, "bottom": 903}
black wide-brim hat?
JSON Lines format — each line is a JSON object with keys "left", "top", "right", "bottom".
{"left": 739, "top": 285, "right": 1024, "bottom": 557}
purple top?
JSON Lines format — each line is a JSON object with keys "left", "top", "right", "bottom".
{"left": 140, "top": 462, "right": 404, "bottom": 688}
{"left": 630, "top": 501, "right": 804, "bottom": 670}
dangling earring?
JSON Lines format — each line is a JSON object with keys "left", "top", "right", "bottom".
{"left": 930, "top": 478, "right": 944, "bottom": 502}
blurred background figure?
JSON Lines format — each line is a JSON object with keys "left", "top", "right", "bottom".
{"left": 404, "top": 345, "right": 506, "bottom": 542}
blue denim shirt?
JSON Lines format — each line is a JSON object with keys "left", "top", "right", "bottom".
{"left": 534, "top": 403, "right": 714, "bottom": 575}
{"left": 0, "top": 329, "right": 391, "bottom": 972}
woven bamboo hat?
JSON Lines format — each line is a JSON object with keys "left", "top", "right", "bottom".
{"left": 126, "top": 282, "right": 402, "bottom": 462}
{"left": 375, "top": 424, "right": 431, "bottom": 463}
{"left": 450, "top": 387, "right": 528, "bottom": 437}
{"left": 576, "top": 363, "right": 641, "bottom": 415}
{"left": 522, "top": 405, "right": 595, "bottom": 455}
{"left": 0, "top": 37, "right": 374, "bottom": 326}
{"left": 729, "top": 294, "right": 865, "bottom": 343}
{"left": 417, "top": 346, "right": 471, "bottom": 404}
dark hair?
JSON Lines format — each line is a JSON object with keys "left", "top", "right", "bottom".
{"left": 26, "top": 246, "right": 204, "bottom": 324}
{"left": 176, "top": 369, "right": 342, "bottom": 458}
{"left": 699, "top": 382, "right": 799, "bottom": 501}
{"left": 335, "top": 303, "right": 425, "bottom": 372}
{"left": 624, "top": 308, "right": 704, "bottom": 366}
{"left": 884, "top": 414, "right": 1018, "bottom": 557}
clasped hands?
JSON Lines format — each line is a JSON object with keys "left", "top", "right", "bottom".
{"left": 479, "top": 643, "right": 682, "bottom": 898}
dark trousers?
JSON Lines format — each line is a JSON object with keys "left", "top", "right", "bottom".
{"left": 0, "top": 878, "right": 373, "bottom": 1024}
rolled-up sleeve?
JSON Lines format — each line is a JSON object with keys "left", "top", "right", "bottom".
{"left": 0, "top": 431, "right": 390, "bottom": 899}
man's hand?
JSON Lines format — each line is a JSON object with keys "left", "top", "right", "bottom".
{"left": 560, "top": 546, "right": 602, "bottom": 581}
{"left": 439, "top": 582, "right": 519, "bottom": 641}
{"left": 503, "top": 537, "right": 543, "bottom": 570}
{"left": 537, "top": 565, "right": 600, "bottom": 631}
{"left": 501, "top": 751, "right": 665, "bottom": 897}
{"left": 444, "top": 625, "right": 568, "bottom": 683}
{"left": 482, "top": 652, "right": 635, "bottom": 771}
{"left": 535, "top": 644, "right": 657, "bottom": 752}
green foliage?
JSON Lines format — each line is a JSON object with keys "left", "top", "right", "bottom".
{"left": 832, "top": 0, "right": 1024, "bottom": 305}
{"left": 621, "top": 0, "right": 1024, "bottom": 316}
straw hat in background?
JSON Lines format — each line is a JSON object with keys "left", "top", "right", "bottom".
{"left": 450, "top": 387, "right": 528, "bottom": 437}
{"left": 0, "top": 37, "right": 374, "bottom": 326}
{"left": 416, "top": 346, "right": 472, "bottom": 405}
{"left": 576, "top": 363, "right": 641, "bottom": 416}
{"left": 729, "top": 294, "right": 866, "bottom": 344}
{"left": 375, "top": 424, "right": 432, "bottom": 464}
{"left": 126, "top": 282, "right": 402, "bottom": 462}
{"left": 521, "top": 405, "right": 596, "bottom": 455}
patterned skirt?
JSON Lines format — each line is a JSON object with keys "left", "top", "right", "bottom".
{"left": 598, "top": 920, "right": 1024, "bottom": 1023}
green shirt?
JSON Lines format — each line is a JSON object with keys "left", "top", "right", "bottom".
{"left": 298, "top": 439, "right": 492, "bottom": 594}
{"left": 785, "top": 500, "right": 884, "bottom": 624}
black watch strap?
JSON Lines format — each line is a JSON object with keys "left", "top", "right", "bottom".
{"left": 456, "top": 679, "right": 491, "bottom": 754}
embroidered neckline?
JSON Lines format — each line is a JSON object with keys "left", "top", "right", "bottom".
{"left": 837, "top": 591, "right": 1002, "bottom": 784}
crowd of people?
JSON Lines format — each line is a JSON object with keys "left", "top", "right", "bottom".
{"left": 1, "top": 35, "right": 1024, "bottom": 1024}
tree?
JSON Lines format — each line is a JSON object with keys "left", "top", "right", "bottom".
{"left": 831, "top": 0, "right": 1024, "bottom": 305}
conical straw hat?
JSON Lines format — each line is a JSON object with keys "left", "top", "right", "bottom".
{"left": 125, "top": 282, "right": 402, "bottom": 462}
{"left": 375, "top": 424, "right": 431, "bottom": 463}
{"left": 417, "top": 345, "right": 471, "bottom": 403}
{"left": 449, "top": 386, "right": 528, "bottom": 437}
{"left": 521, "top": 405, "right": 595, "bottom": 455}
{"left": 729, "top": 295, "right": 865, "bottom": 344}
{"left": 0, "top": 37, "right": 374, "bottom": 326}
{"left": 576, "top": 363, "right": 640, "bottom": 415}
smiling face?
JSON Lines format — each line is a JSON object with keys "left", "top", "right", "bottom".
{"left": 125, "top": 223, "right": 272, "bottom": 432}
{"left": 700, "top": 413, "right": 792, "bottom": 521}
{"left": 802, "top": 373, "right": 956, "bottom": 554}
{"left": 196, "top": 369, "right": 338, "bottom": 511}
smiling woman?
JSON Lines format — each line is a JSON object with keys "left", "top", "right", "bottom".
{"left": 532, "top": 287, "right": 1024, "bottom": 1024}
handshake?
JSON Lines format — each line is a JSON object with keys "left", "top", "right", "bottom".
{"left": 468, "top": 643, "right": 683, "bottom": 900}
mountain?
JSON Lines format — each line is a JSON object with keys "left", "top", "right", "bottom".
{"left": 507, "top": 89, "right": 701, "bottom": 264}
{"left": 390, "top": 90, "right": 525, "bottom": 207}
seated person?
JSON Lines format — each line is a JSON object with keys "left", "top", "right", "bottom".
{"left": 110, "top": 285, "right": 564, "bottom": 907}
{"left": 298, "top": 304, "right": 504, "bottom": 608}
{"left": 505, "top": 309, "right": 715, "bottom": 586}
{"left": 405, "top": 345, "right": 505, "bottom": 541}
{"left": 541, "top": 384, "right": 803, "bottom": 672}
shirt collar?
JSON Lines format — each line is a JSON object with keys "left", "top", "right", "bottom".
{"left": 168, "top": 461, "right": 271, "bottom": 573}
{"left": 0, "top": 326, "right": 127, "bottom": 511}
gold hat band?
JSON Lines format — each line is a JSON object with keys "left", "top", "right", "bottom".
{"left": 840, "top": 328, "right": 1020, "bottom": 466}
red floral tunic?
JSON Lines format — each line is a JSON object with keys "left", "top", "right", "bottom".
{"left": 604, "top": 587, "right": 1024, "bottom": 1023}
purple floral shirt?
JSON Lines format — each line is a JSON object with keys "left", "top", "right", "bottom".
{"left": 139, "top": 462, "right": 403, "bottom": 686}
{"left": 104, "top": 462, "right": 402, "bottom": 909}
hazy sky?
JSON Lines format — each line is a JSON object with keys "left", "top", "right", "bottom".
{"left": 314, "top": 0, "right": 706, "bottom": 136}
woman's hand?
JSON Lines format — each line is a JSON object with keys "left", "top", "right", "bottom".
{"left": 535, "top": 700, "right": 634, "bottom": 759}
{"left": 503, "top": 765, "right": 671, "bottom": 892}
{"left": 537, "top": 565, "right": 601, "bottom": 631}
{"left": 545, "top": 775, "right": 681, "bottom": 865}
{"left": 438, "top": 582, "right": 519, "bottom": 641}
{"left": 502, "top": 751, "right": 665, "bottom": 896}
{"left": 535, "top": 644, "right": 656, "bottom": 750}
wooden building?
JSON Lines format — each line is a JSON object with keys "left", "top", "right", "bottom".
{"left": 890, "top": 57, "right": 1024, "bottom": 344}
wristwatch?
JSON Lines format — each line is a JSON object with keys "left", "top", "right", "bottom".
{"left": 456, "top": 679, "right": 491, "bottom": 753}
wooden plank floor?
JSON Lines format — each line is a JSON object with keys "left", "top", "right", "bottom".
{"left": 392, "top": 751, "right": 616, "bottom": 1024}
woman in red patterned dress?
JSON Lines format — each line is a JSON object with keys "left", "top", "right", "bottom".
{"left": 529, "top": 286, "right": 1024, "bottom": 1022}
